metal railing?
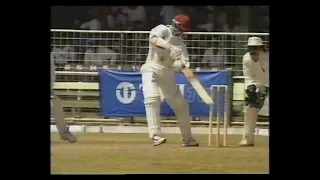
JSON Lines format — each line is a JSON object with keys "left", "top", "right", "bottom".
{"left": 51, "top": 29, "right": 269, "bottom": 75}
{"left": 51, "top": 29, "right": 269, "bottom": 126}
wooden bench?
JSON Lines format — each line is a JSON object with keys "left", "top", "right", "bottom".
{"left": 233, "top": 82, "right": 245, "bottom": 101}
{"left": 232, "top": 76, "right": 245, "bottom": 101}
{"left": 52, "top": 82, "right": 100, "bottom": 116}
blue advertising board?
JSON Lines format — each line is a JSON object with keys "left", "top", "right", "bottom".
{"left": 99, "top": 70, "right": 230, "bottom": 117}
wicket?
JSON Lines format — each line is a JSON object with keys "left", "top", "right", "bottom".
{"left": 208, "top": 85, "right": 229, "bottom": 147}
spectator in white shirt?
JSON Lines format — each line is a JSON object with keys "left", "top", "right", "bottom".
{"left": 121, "top": 6, "right": 146, "bottom": 29}
{"left": 84, "top": 41, "right": 118, "bottom": 66}
{"left": 202, "top": 42, "right": 228, "bottom": 69}
{"left": 51, "top": 45, "right": 76, "bottom": 66}
{"left": 122, "top": 6, "right": 146, "bottom": 22}
{"left": 80, "top": 18, "right": 101, "bottom": 30}
{"left": 78, "top": 7, "right": 104, "bottom": 30}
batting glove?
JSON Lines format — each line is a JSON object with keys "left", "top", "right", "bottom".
{"left": 169, "top": 45, "right": 183, "bottom": 60}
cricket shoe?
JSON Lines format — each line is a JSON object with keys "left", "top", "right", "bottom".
{"left": 239, "top": 139, "right": 254, "bottom": 147}
{"left": 181, "top": 137, "right": 199, "bottom": 147}
{"left": 152, "top": 135, "right": 167, "bottom": 146}
{"left": 60, "top": 128, "right": 77, "bottom": 143}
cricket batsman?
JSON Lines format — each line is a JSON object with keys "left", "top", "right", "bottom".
{"left": 140, "top": 14, "right": 199, "bottom": 147}
{"left": 51, "top": 54, "right": 77, "bottom": 142}
{"left": 240, "top": 37, "right": 269, "bottom": 146}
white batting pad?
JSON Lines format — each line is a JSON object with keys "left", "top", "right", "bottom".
{"left": 145, "top": 102, "right": 162, "bottom": 138}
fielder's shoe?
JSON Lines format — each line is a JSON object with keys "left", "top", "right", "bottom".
{"left": 152, "top": 135, "right": 166, "bottom": 146}
{"left": 239, "top": 139, "right": 254, "bottom": 147}
{"left": 60, "top": 128, "right": 77, "bottom": 143}
{"left": 182, "top": 137, "right": 199, "bottom": 147}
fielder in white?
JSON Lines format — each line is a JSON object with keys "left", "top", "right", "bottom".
{"left": 51, "top": 54, "right": 77, "bottom": 142}
{"left": 140, "top": 14, "right": 199, "bottom": 147}
{"left": 240, "top": 37, "right": 269, "bottom": 146}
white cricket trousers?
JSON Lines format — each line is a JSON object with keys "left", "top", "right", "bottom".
{"left": 51, "top": 91, "right": 68, "bottom": 135}
{"left": 140, "top": 64, "right": 192, "bottom": 140}
{"left": 242, "top": 85, "right": 266, "bottom": 142}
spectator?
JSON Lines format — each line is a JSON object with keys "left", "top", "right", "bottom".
{"left": 216, "top": 12, "right": 230, "bottom": 32}
{"left": 77, "top": 7, "right": 105, "bottom": 30}
{"left": 201, "top": 41, "right": 227, "bottom": 69}
{"left": 107, "top": 7, "right": 128, "bottom": 30}
{"left": 51, "top": 42, "right": 76, "bottom": 66}
{"left": 160, "top": 6, "right": 183, "bottom": 25}
{"left": 79, "top": 19, "right": 101, "bottom": 30}
{"left": 84, "top": 40, "right": 118, "bottom": 66}
{"left": 121, "top": 6, "right": 146, "bottom": 29}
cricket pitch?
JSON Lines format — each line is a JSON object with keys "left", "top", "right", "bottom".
{"left": 51, "top": 133, "right": 268, "bottom": 174}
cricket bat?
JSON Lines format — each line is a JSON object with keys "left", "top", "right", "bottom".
{"left": 156, "top": 53, "right": 213, "bottom": 105}
{"left": 181, "top": 68, "right": 214, "bottom": 105}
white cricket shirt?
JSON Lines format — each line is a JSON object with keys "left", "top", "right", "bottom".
{"left": 242, "top": 51, "right": 269, "bottom": 88}
{"left": 144, "top": 24, "right": 190, "bottom": 73}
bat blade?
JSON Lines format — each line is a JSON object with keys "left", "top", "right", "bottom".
{"left": 182, "top": 69, "right": 213, "bottom": 105}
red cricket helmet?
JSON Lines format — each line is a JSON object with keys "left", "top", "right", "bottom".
{"left": 172, "top": 14, "right": 191, "bottom": 32}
